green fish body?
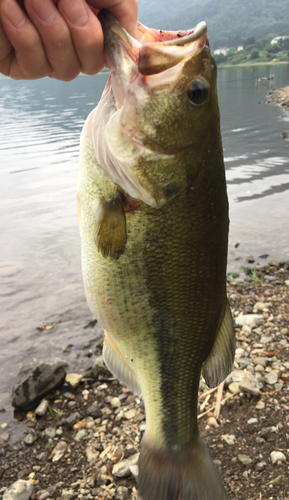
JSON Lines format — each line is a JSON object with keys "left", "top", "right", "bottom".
{"left": 77, "top": 12, "right": 235, "bottom": 500}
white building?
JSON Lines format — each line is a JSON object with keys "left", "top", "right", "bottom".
{"left": 271, "top": 36, "right": 288, "bottom": 45}
{"left": 214, "top": 48, "right": 229, "bottom": 55}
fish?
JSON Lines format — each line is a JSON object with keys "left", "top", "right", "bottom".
{"left": 77, "top": 10, "right": 235, "bottom": 500}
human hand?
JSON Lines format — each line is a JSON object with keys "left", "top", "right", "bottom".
{"left": 0, "top": 0, "right": 138, "bottom": 80}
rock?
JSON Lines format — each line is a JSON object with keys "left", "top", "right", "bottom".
{"left": 207, "top": 417, "right": 219, "bottom": 428}
{"left": 235, "top": 314, "right": 262, "bottom": 328}
{"left": 238, "top": 454, "right": 253, "bottom": 466}
{"left": 247, "top": 418, "right": 258, "bottom": 425}
{"left": 255, "top": 461, "right": 266, "bottom": 472}
{"left": 129, "top": 465, "right": 139, "bottom": 478}
{"left": 260, "top": 336, "right": 272, "bottom": 344}
{"left": 225, "top": 370, "right": 244, "bottom": 385}
{"left": 246, "top": 255, "right": 255, "bottom": 263}
{"left": 74, "top": 429, "right": 87, "bottom": 441}
{"left": 24, "top": 431, "right": 38, "bottom": 446}
{"left": 241, "top": 325, "right": 251, "bottom": 334}
{"left": 255, "top": 400, "right": 265, "bottom": 410}
{"left": 280, "top": 339, "right": 287, "bottom": 346}
{"left": 281, "top": 328, "right": 288, "bottom": 335}
{"left": 91, "top": 356, "right": 105, "bottom": 379}
{"left": 37, "top": 490, "right": 51, "bottom": 500}
{"left": 12, "top": 362, "right": 66, "bottom": 410}
{"left": 111, "top": 397, "right": 121, "bottom": 408}
{"left": 0, "top": 431, "right": 10, "bottom": 443}
{"left": 221, "top": 434, "right": 236, "bottom": 445}
{"left": 86, "top": 445, "right": 99, "bottom": 463}
{"left": 254, "top": 364, "right": 264, "bottom": 372}
{"left": 263, "top": 372, "right": 278, "bottom": 385}
{"left": 35, "top": 399, "right": 49, "bottom": 417}
{"left": 115, "top": 486, "right": 129, "bottom": 500}
{"left": 239, "top": 372, "right": 261, "bottom": 397}
{"left": 65, "top": 373, "right": 83, "bottom": 388}
{"left": 42, "top": 427, "right": 56, "bottom": 440}
{"left": 73, "top": 419, "right": 87, "bottom": 430}
{"left": 235, "top": 347, "right": 245, "bottom": 357}
{"left": 123, "top": 409, "right": 136, "bottom": 420}
{"left": 112, "top": 453, "right": 140, "bottom": 477}
{"left": 65, "top": 412, "right": 82, "bottom": 427}
{"left": 284, "top": 280, "right": 289, "bottom": 286}
{"left": 270, "top": 451, "right": 286, "bottom": 464}
{"left": 254, "top": 302, "right": 272, "bottom": 311}
{"left": 50, "top": 440, "right": 67, "bottom": 462}
{"left": 228, "top": 382, "right": 241, "bottom": 394}
{"left": 252, "top": 357, "right": 266, "bottom": 367}
{"left": 3, "top": 480, "right": 33, "bottom": 500}
{"left": 86, "top": 402, "right": 102, "bottom": 419}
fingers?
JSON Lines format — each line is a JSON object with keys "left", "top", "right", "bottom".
{"left": 58, "top": 0, "right": 105, "bottom": 75}
{"left": 24, "top": 0, "right": 81, "bottom": 81}
{"left": 0, "top": 0, "right": 52, "bottom": 79}
{"left": 87, "top": 0, "right": 138, "bottom": 39}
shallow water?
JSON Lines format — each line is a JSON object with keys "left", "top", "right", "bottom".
{"left": 0, "top": 64, "right": 289, "bottom": 433}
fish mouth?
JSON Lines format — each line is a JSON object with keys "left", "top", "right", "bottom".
{"left": 98, "top": 10, "right": 208, "bottom": 81}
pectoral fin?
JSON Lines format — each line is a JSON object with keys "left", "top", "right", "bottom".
{"left": 103, "top": 330, "right": 141, "bottom": 396}
{"left": 202, "top": 301, "right": 235, "bottom": 388}
{"left": 94, "top": 194, "right": 126, "bottom": 260}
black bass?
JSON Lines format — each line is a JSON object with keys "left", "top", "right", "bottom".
{"left": 77, "top": 11, "right": 235, "bottom": 500}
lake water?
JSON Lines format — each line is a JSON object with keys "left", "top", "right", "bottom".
{"left": 1, "top": 64, "right": 289, "bottom": 435}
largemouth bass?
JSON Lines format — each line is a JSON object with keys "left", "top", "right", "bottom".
{"left": 77, "top": 11, "right": 235, "bottom": 500}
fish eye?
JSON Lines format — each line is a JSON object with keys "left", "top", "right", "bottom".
{"left": 187, "top": 79, "right": 209, "bottom": 105}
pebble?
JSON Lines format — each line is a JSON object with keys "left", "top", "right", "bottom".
{"left": 252, "top": 357, "right": 267, "bottom": 367}
{"left": 225, "top": 370, "right": 244, "bottom": 385}
{"left": 270, "top": 451, "right": 286, "bottom": 464}
{"left": 239, "top": 372, "right": 261, "bottom": 397}
{"left": 3, "top": 480, "right": 33, "bottom": 500}
{"left": 74, "top": 429, "right": 87, "bottom": 441}
{"left": 235, "top": 314, "right": 262, "bottom": 328}
{"left": 24, "top": 432, "right": 38, "bottom": 446}
{"left": 263, "top": 372, "right": 278, "bottom": 385}
{"left": 35, "top": 399, "right": 49, "bottom": 417}
{"left": 281, "top": 327, "right": 288, "bottom": 335}
{"left": 111, "top": 397, "right": 121, "bottom": 408}
{"left": 260, "top": 336, "right": 272, "bottom": 344}
{"left": 115, "top": 486, "right": 129, "bottom": 500}
{"left": 112, "top": 453, "right": 140, "bottom": 477}
{"left": 247, "top": 418, "right": 258, "bottom": 425}
{"left": 51, "top": 440, "right": 67, "bottom": 462}
{"left": 238, "top": 454, "right": 253, "bottom": 466}
{"left": 65, "top": 412, "right": 82, "bottom": 427}
{"left": 228, "top": 382, "right": 240, "bottom": 394}
{"left": 280, "top": 339, "right": 287, "bottom": 346}
{"left": 256, "top": 400, "right": 265, "bottom": 410}
{"left": 207, "top": 417, "right": 219, "bottom": 428}
{"left": 42, "top": 427, "right": 56, "bottom": 440}
{"left": 221, "top": 434, "right": 236, "bottom": 445}
{"left": 65, "top": 373, "right": 83, "bottom": 388}
{"left": 123, "top": 409, "right": 136, "bottom": 420}
{"left": 254, "top": 301, "right": 272, "bottom": 311}
{"left": 129, "top": 465, "right": 139, "bottom": 478}
{"left": 85, "top": 445, "right": 99, "bottom": 463}
{"left": 255, "top": 461, "right": 266, "bottom": 472}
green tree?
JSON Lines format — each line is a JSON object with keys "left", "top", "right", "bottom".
{"left": 250, "top": 49, "right": 260, "bottom": 59}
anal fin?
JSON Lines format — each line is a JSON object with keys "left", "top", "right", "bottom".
{"left": 202, "top": 300, "right": 235, "bottom": 388}
{"left": 103, "top": 330, "right": 141, "bottom": 396}
{"left": 94, "top": 194, "right": 126, "bottom": 260}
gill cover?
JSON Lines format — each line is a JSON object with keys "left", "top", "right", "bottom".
{"left": 87, "top": 11, "right": 218, "bottom": 208}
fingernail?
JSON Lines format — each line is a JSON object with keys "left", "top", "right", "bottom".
{"left": 32, "top": 0, "right": 57, "bottom": 23}
{"left": 62, "top": 0, "right": 89, "bottom": 27}
{"left": 3, "top": 0, "right": 26, "bottom": 28}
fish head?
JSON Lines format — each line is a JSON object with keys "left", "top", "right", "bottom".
{"left": 100, "top": 10, "right": 219, "bottom": 153}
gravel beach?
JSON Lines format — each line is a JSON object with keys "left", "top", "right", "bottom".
{"left": 1, "top": 261, "right": 289, "bottom": 500}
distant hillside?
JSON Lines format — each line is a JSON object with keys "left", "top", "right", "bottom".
{"left": 138, "top": 0, "right": 289, "bottom": 49}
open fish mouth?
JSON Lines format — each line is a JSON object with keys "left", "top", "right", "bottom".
{"left": 98, "top": 10, "right": 209, "bottom": 104}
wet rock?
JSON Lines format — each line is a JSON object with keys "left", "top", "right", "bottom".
{"left": 235, "top": 314, "right": 262, "bottom": 328}
{"left": 270, "top": 451, "right": 286, "bottom": 464}
{"left": 238, "top": 454, "right": 253, "bottom": 466}
{"left": 239, "top": 372, "right": 261, "bottom": 397}
{"left": 12, "top": 362, "right": 66, "bottom": 410}
{"left": 263, "top": 372, "right": 278, "bottom": 385}
{"left": 112, "top": 453, "right": 140, "bottom": 477}
{"left": 3, "top": 480, "right": 33, "bottom": 500}
{"left": 65, "top": 373, "right": 82, "bottom": 388}
{"left": 35, "top": 399, "right": 49, "bottom": 417}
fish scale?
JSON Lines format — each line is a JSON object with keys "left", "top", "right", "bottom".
{"left": 78, "top": 10, "right": 235, "bottom": 500}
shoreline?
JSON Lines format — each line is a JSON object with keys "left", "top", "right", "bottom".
{"left": 218, "top": 60, "right": 289, "bottom": 68}
{"left": 1, "top": 261, "right": 289, "bottom": 500}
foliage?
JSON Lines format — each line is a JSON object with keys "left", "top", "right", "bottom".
{"left": 138, "top": 0, "right": 289, "bottom": 50}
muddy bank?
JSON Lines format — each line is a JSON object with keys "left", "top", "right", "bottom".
{"left": 1, "top": 261, "right": 289, "bottom": 500}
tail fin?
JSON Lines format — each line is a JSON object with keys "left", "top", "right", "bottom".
{"left": 138, "top": 435, "right": 228, "bottom": 500}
